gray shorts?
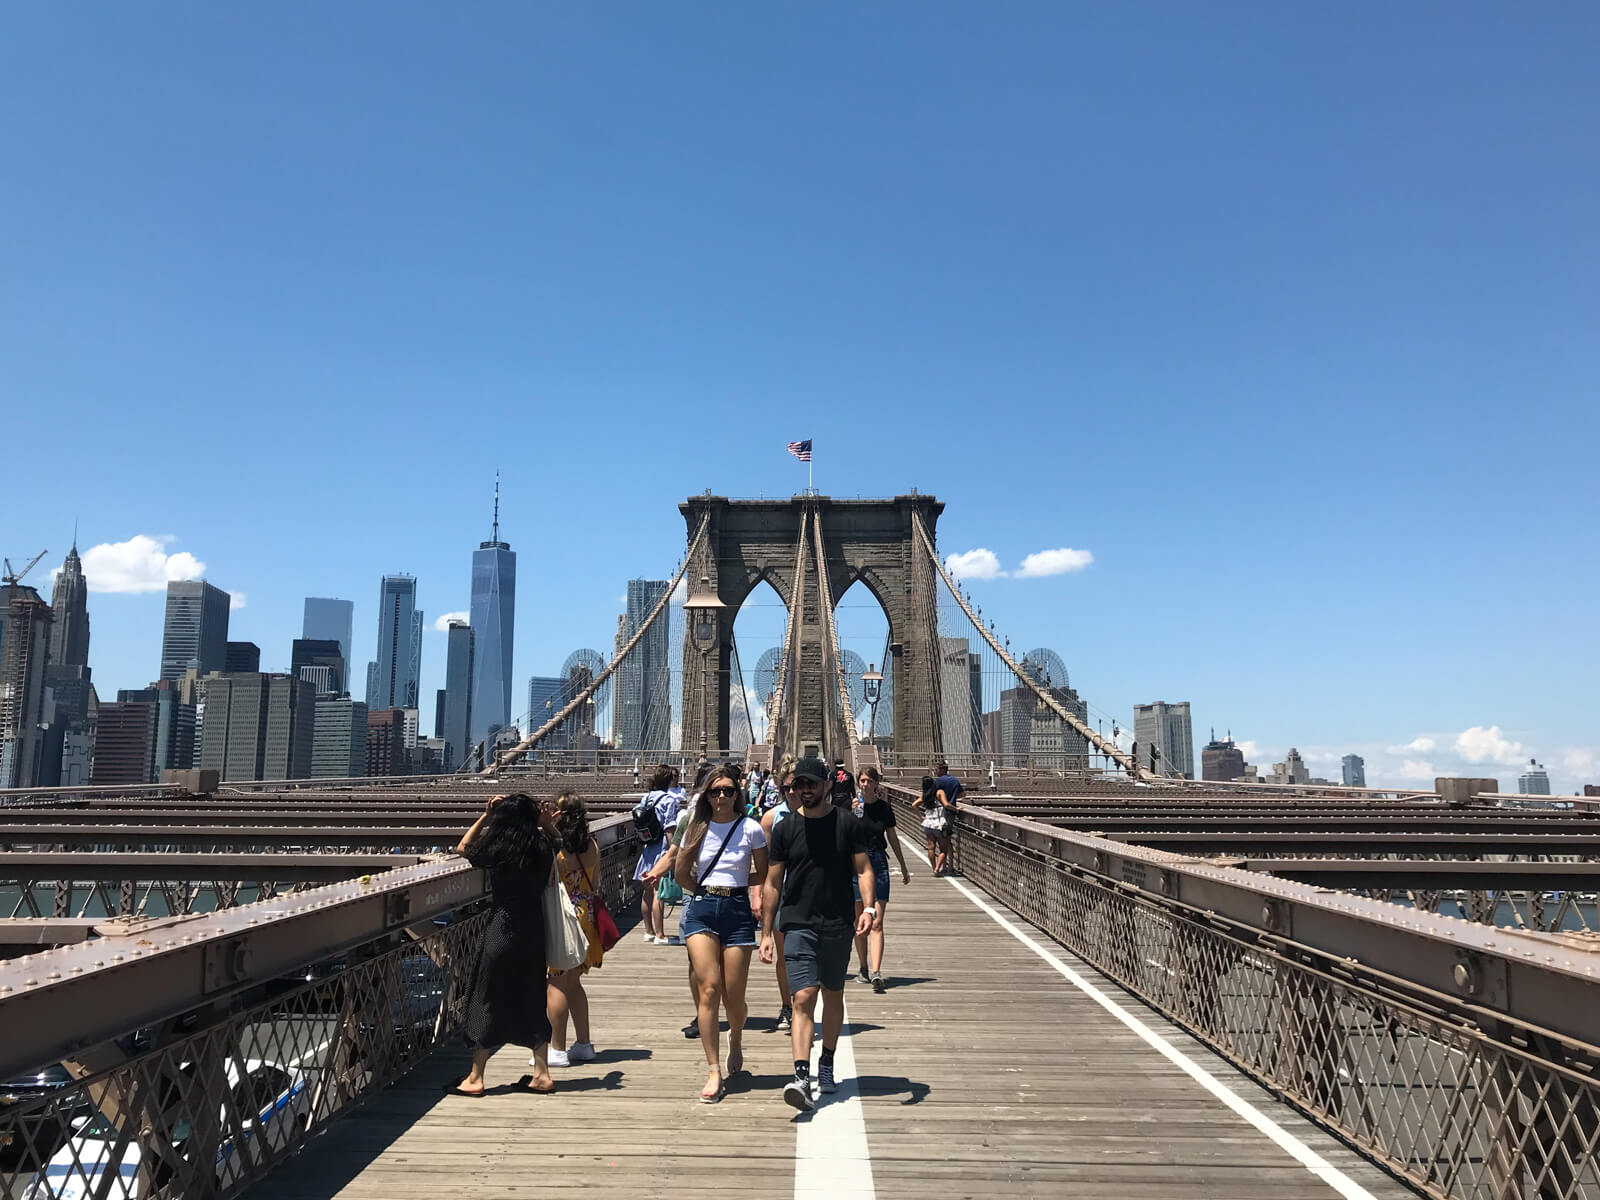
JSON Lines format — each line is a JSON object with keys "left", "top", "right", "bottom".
{"left": 782, "top": 926, "right": 854, "bottom": 993}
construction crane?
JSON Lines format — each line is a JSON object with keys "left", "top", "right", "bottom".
{"left": 2, "top": 550, "right": 47, "bottom": 587}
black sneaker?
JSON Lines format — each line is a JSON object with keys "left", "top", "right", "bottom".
{"left": 784, "top": 1076, "right": 816, "bottom": 1112}
{"left": 857, "top": 966, "right": 872, "bottom": 984}
{"left": 817, "top": 1060, "right": 837, "bottom": 1094}
{"left": 776, "top": 1006, "right": 792, "bottom": 1032}
{"left": 872, "top": 972, "right": 886, "bottom": 994}
{"left": 682, "top": 1020, "right": 700, "bottom": 1040}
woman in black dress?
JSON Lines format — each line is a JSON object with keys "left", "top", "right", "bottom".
{"left": 449, "top": 793, "right": 558, "bottom": 1095}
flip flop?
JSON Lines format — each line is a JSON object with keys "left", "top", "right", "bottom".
{"left": 515, "top": 1073, "right": 556, "bottom": 1095}
{"left": 443, "top": 1079, "right": 486, "bottom": 1097}
{"left": 699, "top": 1073, "right": 726, "bottom": 1104}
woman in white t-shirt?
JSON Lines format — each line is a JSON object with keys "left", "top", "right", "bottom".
{"left": 673, "top": 764, "right": 768, "bottom": 1103}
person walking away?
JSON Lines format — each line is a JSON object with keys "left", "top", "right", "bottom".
{"left": 851, "top": 766, "right": 911, "bottom": 991}
{"left": 829, "top": 759, "right": 856, "bottom": 810}
{"left": 760, "top": 755, "right": 801, "bottom": 1033}
{"left": 545, "top": 792, "right": 604, "bottom": 1068}
{"left": 920, "top": 775, "right": 957, "bottom": 876}
{"left": 449, "top": 793, "right": 558, "bottom": 1095}
{"left": 934, "top": 760, "right": 964, "bottom": 808}
{"left": 759, "top": 757, "right": 874, "bottom": 1112}
{"left": 674, "top": 765, "right": 769, "bottom": 1102}
{"left": 632, "top": 764, "right": 682, "bottom": 943}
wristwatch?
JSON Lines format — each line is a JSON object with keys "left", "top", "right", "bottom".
{"left": 862, "top": 906, "right": 877, "bottom": 919}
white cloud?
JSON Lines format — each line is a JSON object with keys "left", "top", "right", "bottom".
{"left": 1014, "top": 547, "right": 1093, "bottom": 578}
{"left": 77, "top": 535, "right": 207, "bottom": 593}
{"left": 1387, "top": 736, "right": 1436, "bottom": 754}
{"left": 229, "top": 591, "right": 247, "bottom": 611}
{"left": 945, "top": 548, "right": 1004, "bottom": 580}
{"left": 1235, "top": 740, "right": 1262, "bottom": 761}
{"left": 433, "top": 611, "right": 469, "bottom": 632}
{"left": 1454, "top": 725, "right": 1525, "bottom": 766}
{"left": 1561, "top": 748, "right": 1597, "bottom": 778}
{"left": 1395, "top": 760, "right": 1437, "bottom": 782}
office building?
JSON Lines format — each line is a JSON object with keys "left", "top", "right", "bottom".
{"left": 311, "top": 695, "right": 368, "bottom": 778}
{"left": 997, "top": 682, "right": 1089, "bottom": 768}
{"left": 59, "top": 725, "right": 92, "bottom": 786}
{"left": 91, "top": 699, "right": 159, "bottom": 784}
{"left": 225, "top": 641, "right": 260, "bottom": 673}
{"left": 151, "top": 681, "right": 196, "bottom": 776}
{"left": 528, "top": 675, "right": 564, "bottom": 737}
{"left": 262, "top": 674, "right": 315, "bottom": 779}
{"left": 441, "top": 621, "right": 474, "bottom": 771}
{"left": 48, "top": 541, "right": 90, "bottom": 668}
{"left": 408, "top": 736, "right": 445, "bottom": 776}
{"left": 1201, "top": 732, "right": 1247, "bottom": 782}
{"left": 1341, "top": 754, "right": 1367, "bottom": 788}
{"left": 1269, "top": 748, "right": 1312, "bottom": 785}
{"left": 469, "top": 482, "right": 517, "bottom": 755}
{"left": 159, "top": 581, "right": 230, "bottom": 682}
{"left": 0, "top": 583, "right": 53, "bottom": 787}
{"left": 44, "top": 664, "right": 93, "bottom": 726}
{"left": 366, "top": 708, "right": 407, "bottom": 776}
{"left": 616, "top": 579, "right": 670, "bottom": 751}
{"left": 291, "top": 639, "right": 345, "bottom": 695}
{"left": 434, "top": 690, "right": 447, "bottom": 740}
{"left": 1133, "top": 701, "right": 1194, "bottom": 779}
{"left": 937, "top": 637, "right": 983, "bottom": 756}
{"left": 370, "top": 576, "right": 421, "bottom": 711}
{"left": 1519, "top": 759, "right": 1552, "bottom": 796}
{"left": 302, "top": 598, "right": 355, "bottom": 678}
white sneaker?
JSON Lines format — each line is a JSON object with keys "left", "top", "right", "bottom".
{"left": 567, "top": 1042, "right": 596, "bottom": 1062}
{"left": 544, "top": 1048, "right": 571, "bottom": 1068}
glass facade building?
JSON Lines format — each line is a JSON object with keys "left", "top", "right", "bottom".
{"left": 371, "top": 576, "right": 421, "bottom": 711}
{"left": 302, "top": 598, "right": 355, "bottom": 679}
{"left": 442, "top": 621, "right": 474, "bottom": 772}
{"left": 616, "top": 579, "right": 670, "bottom": 751}
{"left": 159, "top": 581, "right": 231, "bottom": 682}
{"left": 469, "top": 535, "right": 516, "bottom": 757}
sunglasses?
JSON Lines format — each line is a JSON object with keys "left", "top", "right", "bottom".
{"left": 706, "top": 786, "right": 740, "bottom": 799}
{"left": 781, "top": 778, "right": 822, "bottom": 792}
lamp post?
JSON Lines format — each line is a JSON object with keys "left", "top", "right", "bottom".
{"left": 862, "top": 663, "right": 883, "bottom": 747}
{"left": 684, "top": 575, "right": 725, "bottom": 758}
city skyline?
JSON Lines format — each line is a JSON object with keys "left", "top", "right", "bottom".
{"left": 4, "top": 6, "right": 1594, "bottom": 790}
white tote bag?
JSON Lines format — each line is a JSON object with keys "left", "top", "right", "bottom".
{"left": 544, "top": 880, "right": 588, "bottom": 971}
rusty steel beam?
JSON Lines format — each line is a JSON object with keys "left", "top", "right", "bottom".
{"left": 0, "top": 852, "right": 425, "bottom": 881}
{"left": 1242, "top": 858, "right": 1600, "bottom": 890}
{"left": 0, "top": 825, "right": 463, "bottom": 849}
{"left": 1106, "top": 830, "right": 1600, "bottom": 856}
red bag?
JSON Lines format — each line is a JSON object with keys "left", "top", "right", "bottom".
{"left": 592, "top": 895, "right": 621, "bottom": 952}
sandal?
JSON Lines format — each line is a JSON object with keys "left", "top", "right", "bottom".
{"left": 699, "top": 1071, "right": 726, "bottom": 1104}
{"left": 515, "top": 1073, "right": 556, "bottom": 1095}
{"left": 442, "top": 1078, "right": 485, "bottom": 1097}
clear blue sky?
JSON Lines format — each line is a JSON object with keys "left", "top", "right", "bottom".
{"left": 4, "top": 4, "right": 1595, "bottom": 790}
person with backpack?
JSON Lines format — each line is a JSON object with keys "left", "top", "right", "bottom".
{"left": 632, "top": 764, "right": 683, "bottom": 944}
{"left": 674, "top": 763, "right": 769, "bottom": 1102}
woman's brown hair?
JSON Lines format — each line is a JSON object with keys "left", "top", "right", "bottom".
{"left": 674, "top": 764, "right": 744, "bottom": 885}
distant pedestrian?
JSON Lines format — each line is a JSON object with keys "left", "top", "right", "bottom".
{"left": 632, "top": 764, "right": 683, "bottom": 944}
{"left": 759, "top": 757, "right": 875, "bottom": 1112}
{"left": 851, "top": 766, "right": 912, "bottom": 991}
{"left": 449, "top": 793, "right": 557, "bottom": 1095}
{"left": 545, "top": 792, "right": 603, "bottom": 1069}
{"left": 675, "top": 764, "right": 768, "bottom": 1102}
{"left": 829, "top": 759, "right": 856, "bottom": 810}
{"left": 934, "top": 759, "right": 964, "bottom": 808}
{"left": 920, "top": 775, "right": 957, "bottom": 876}
{"left": 760, "top": 755, "right": 801, "bottom": 1033}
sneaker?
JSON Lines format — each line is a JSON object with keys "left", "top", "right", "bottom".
{"left": 783, "top": 1076, "right": 816, "bottom": 1112}
{"left": 544, "top": 1048, "right": 570, "bottom": 1068}
{"left": 567, "top": 1041, "right": 596, "bottom": 1062}
{"left": 872, "top": 972, "right": 886, "bottom": 994}
{"left": 817, "top": 1060, "right": 837, "bottom": 1094}
{"left": 776, "top": 1006, "right": 792, "bottom": 1032}
{"left": 857, "top": 966, "right": 872, "bottom": 984}
{"left": 682, "top": 1020, "right": 701, "bottom": 1040}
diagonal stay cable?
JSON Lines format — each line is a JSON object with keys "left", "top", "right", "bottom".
{"left": 767, "top": 507, "right": 810, "bottom": 753}
{"left": 810, "top": 500, "right": 857, "bottom": 750}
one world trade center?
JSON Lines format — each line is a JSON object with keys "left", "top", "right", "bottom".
{"left": 469, "top": 477, "right": 516, "bottom": 754}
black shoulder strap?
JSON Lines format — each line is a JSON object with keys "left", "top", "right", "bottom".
{"left": 696, "top": 814, "right": 745, "bottom": 891}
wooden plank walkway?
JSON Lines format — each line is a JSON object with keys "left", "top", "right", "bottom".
{"left": 253, "top": 855, "right": 1418, "bottom": 1199}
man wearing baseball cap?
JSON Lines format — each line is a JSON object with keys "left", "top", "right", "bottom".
{"left": 759, "top": 755, "right": 875, "bottom": 1112}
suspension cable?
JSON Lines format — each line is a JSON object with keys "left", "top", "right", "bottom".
{"left": 911, "top": 510, "right": 1147, "bottom": 780}
{"left": 767, "top": 508, "right": 810, "bottom": 753}
{"left": 810, "top": 501, "right": 857, "bottom": 753}
{"left": 485, "top": 515, "right": 710, "bottom": 773}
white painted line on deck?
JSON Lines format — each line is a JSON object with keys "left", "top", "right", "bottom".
{"left": 793, "top": 997, "right": 875, "bottom": 1199}
{"left": 905, "top": 844, "right": 1378, "bottom": 1200}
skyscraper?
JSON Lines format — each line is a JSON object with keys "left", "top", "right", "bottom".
{"left": 91, "top": 699, "right": 157, "bottom": 784}
{"left": 1519, "top": 759, "right": 1552, "bottom": 795}
{"left": 159, "top": 581, "right": 230, "bottom": 682}
{"left": 262, "top": 674, "right": 316, "bottom": 780}
{"left": 225, "top": 641, "right": 261, "bottom": 673}
{"left": 616, "top": 579, "right": 670, "bottom": 751}
{"left": 1133, "top": 701, "right": 1194, "bottom": 778}
{"left": 528, "top": 675, "right": 565, "bottom": 738}
{"left": 365, "top": 708, "right": 407, "bottom": 776}
{"left": 302, "top": 598, "right": 355, "bottom": 678}
{"left": 937, "top": 637, "right": 981, "bottom": 755}
{"left": 291, "top": 639, "right": 345, "bottom": 695}
{"left": 312, "top": 695, "right": 368, "bottom": 778}
{"left": 371, "top": 576, "right": 420, "bottom": 710}
{"left": 442, "top": 621, "right": 474, "bottom": 772}
{"left": 48, "top": 541, "right": 90, "bottom": 668}
{"left": 469, "top": 479, "right": 516, "bottom": 756}
{"left": 1202, "top": 732, "right": 1247, "bottom": 782}
{"left": 0, "top": 583, "right": 54, "bottom": 786}
{"left": 1341, "top": 754, "right": 1367, "bottom": 788}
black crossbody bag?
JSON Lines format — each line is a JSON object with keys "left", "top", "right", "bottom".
{"left": 694, "top": 814, "right": 746, "bottom": 895}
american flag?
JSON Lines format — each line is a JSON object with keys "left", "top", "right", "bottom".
{"left": 787, "top": 439, "right": 813, "bottom": 462}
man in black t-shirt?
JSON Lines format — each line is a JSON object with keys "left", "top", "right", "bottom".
{"left": 759, "top": 755, "right": 874, "bottom": 1112}
{"left": 829, "top": 759, "right": 855, "bottom": 810}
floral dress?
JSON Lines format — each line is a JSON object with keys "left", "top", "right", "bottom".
{"left": 549, "top": 844, "right": 605, "bottom": 977}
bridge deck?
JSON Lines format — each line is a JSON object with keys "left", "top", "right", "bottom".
{"left": 253, "top": 855, "right": 1416, "bottom": 1200}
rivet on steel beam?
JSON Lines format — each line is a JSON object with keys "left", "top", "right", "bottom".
{"left": 24, "top": 979, "right": 38, "bottom": 987}
{"left": 48, "top": 971, "right": 60, "bottom": 980}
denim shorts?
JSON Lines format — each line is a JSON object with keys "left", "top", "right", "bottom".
{"left": 682, "top": 892, "right": 757, "bottom": 947}
{"left": 851, "top": 850, "right": 891, "bottom": 905}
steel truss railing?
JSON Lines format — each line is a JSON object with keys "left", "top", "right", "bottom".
{"left": 891, "top": 788, "right": 1600, "bottom": 1200}
{"left": 0, "top": 818, "right": 640, "bottom": 1200}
